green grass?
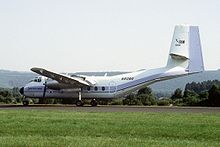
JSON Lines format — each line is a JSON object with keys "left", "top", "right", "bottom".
{"left": 0, "top": 110, "right": 219, "bottom": 147}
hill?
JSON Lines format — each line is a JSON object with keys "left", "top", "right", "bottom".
{"left": 0, "top": 69, "right": 220, "bottom": 94}
{"left": 150, "top": 70, "right": 220, "bottom": 93}
{"left": 0, "top": 70, "right": 37, "bottom": 88}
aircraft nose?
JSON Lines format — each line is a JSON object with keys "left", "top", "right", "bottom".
{"left": 19, "top": 87, "right": 24, "bottom": 95}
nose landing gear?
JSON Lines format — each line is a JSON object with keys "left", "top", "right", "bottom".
{"left": 22, "top": 100, "right": 29, "bottom": 106}
{"left": 22, "top": 98, "right": 31, "bottom": 106}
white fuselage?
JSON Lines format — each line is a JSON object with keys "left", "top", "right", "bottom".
{"left": 23, "top": 66, "right": 188, "bottom": 99}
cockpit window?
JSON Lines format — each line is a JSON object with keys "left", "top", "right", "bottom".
{"left": 30, "top": 77, "right": 42, "bottom": 83}
{"left": 38, "top": 78, "right": 41, "bottom": 82}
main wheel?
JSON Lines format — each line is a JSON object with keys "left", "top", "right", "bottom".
{"left": 22, "top": 100, "right": 29, "bottom": 106}
{"left": 76, "top": 100, "right": 84, "bottom": 106}
{"left": 90, "top": 99, "right": 98, "bottom": 107}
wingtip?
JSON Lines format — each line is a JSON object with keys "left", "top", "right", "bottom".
{"left": 30, "top": 67, "right": 39, "bottom": 72}
{"left": 30, "top": 67, "right": 45, "bottom": 74}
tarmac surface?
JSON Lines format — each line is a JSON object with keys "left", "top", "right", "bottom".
{"left": 0, "top": 104, "right": 220, "bottom": 113}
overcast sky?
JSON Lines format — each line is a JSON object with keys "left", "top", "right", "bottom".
{"left": 0, "top": 0, "right": 219, "bottom": 72}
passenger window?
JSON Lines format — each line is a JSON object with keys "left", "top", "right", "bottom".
{"left": 102, "top": 87, "right": 105, "bottom": 91}
{"left": 94, "top": 87, "right": 98, "bottom": 91}
{"left": 87, "top": 87, "right": 90, "bottom": 91}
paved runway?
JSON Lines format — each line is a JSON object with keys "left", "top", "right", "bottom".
{"left": 0, "top": 104, "right": 220, "bottom": 113}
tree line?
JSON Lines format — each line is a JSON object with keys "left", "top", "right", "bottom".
{"left": 0, "top": 80, "right": 220, "bottom": 106}
{"left": 122, "top": 80, "right": 220, "bottom": 106}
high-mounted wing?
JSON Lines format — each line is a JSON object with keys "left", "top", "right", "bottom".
{"left": 31, "top": 67, "right": 95, "bottom": 88}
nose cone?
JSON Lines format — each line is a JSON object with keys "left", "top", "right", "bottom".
{"left": 19, "top": 87, "right": 24, "bottom": 95}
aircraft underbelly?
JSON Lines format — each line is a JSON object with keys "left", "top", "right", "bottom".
{"left": 43, "top": 91, "right": 115, "bottom": 99}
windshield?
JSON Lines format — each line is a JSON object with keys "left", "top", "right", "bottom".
{"left": 29, "top": 77, "right": 42, "bottom": 83}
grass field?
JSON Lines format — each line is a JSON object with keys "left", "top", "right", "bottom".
{"left": 0, "top": 110, "right": 219, "bottom": 147}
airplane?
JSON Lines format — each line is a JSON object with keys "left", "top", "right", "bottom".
{"left": 19, "top": 24, "right": 204, "bottom": 106}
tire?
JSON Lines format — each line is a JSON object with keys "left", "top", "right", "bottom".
{"left": 90, "top": 99, "right": 98, "bottom": 107}
{"left": 76, "top": 100, "right": 84, "bottom": 106}
{"left": 22, "top": 100, "right": 29, "bottom": 106}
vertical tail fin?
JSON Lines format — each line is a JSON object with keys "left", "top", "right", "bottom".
{"left": 166, "top": 25, "right": 204, "bottom": 73}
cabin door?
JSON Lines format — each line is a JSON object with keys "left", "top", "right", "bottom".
{"left": 108, "top": 81, "right": 117, "bottom": 93}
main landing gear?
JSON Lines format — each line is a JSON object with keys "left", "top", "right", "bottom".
{"left": 76, "top": 90, "right": 84, "bottom": 106}
{"left": 75, "top": 89, "right": 98, "bottom": 107}
{"left": 76, "top": 100, "right": 84, "bottom": 106}
{"left": 75, "top": 99, "right": 98, "bottom": 107}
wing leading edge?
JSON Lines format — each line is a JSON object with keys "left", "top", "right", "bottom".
{"left": 31, "top": 67, "right": 95, "bottom": 88}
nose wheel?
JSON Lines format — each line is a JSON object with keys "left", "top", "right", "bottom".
{"left": 22, "top": 100, "right": 29, "bottom": 106}
{"left": 22, "top": 98, "right": 31, "bottom": 106}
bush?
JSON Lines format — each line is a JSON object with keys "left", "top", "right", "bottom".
{"left": 208, "top": 84, "right": 220, "bottom": 106}
{"left": 157, "top": 99, "right": 171, "bottom": 106}
{"left": 98, "top": 99, "right": 110, "bottom": 105}
{"left": 15, "top": 97, "right": 22, "bottom": 103}
{"left": 5, "top": 97, "right": 14, "bottom": 104}
{"left": 137, "top": 94, "right": 156, "bottom": 106}
{"left": 0, "top": 95, "right": 6, "bottom": 103}
{"left": 123, "top": 87, "right": 156, "bottom": 106}
{"left": 173, "top": 99, "right": 184, "bottom": 106}
{"left": 0, "top": 87, "right": 22, "bottom": 104}
{"left": 171, "top": 88, "right": 183, "bottom": 100}
{"left": 137, "top": 87, "right": 152, "bottom": 96}
{"left": 110, "top": 99, "right": 123, "bottom": 105}
{"left": 183, "top": 96, "right": 201, "bottom": 106}
{"left": 123, "top": 94, "right": 141, "bottom": 105}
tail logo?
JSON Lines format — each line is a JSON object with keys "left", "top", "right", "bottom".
{"left": 175, "top": 39, "right": 185, "bottom": 46}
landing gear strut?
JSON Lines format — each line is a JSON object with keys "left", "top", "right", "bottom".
{"left": 22, "top": 98, "right": 30, "bottom": 106}
{"left": 90, "top": 99, "right": 98, "bottom": 107}
{"left": 76, "top": 90, "right": 84, "bottom": 106}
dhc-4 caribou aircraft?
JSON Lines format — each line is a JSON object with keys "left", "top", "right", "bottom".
{"left": 20, "top": 25, "right": 204, "bottom": 106}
